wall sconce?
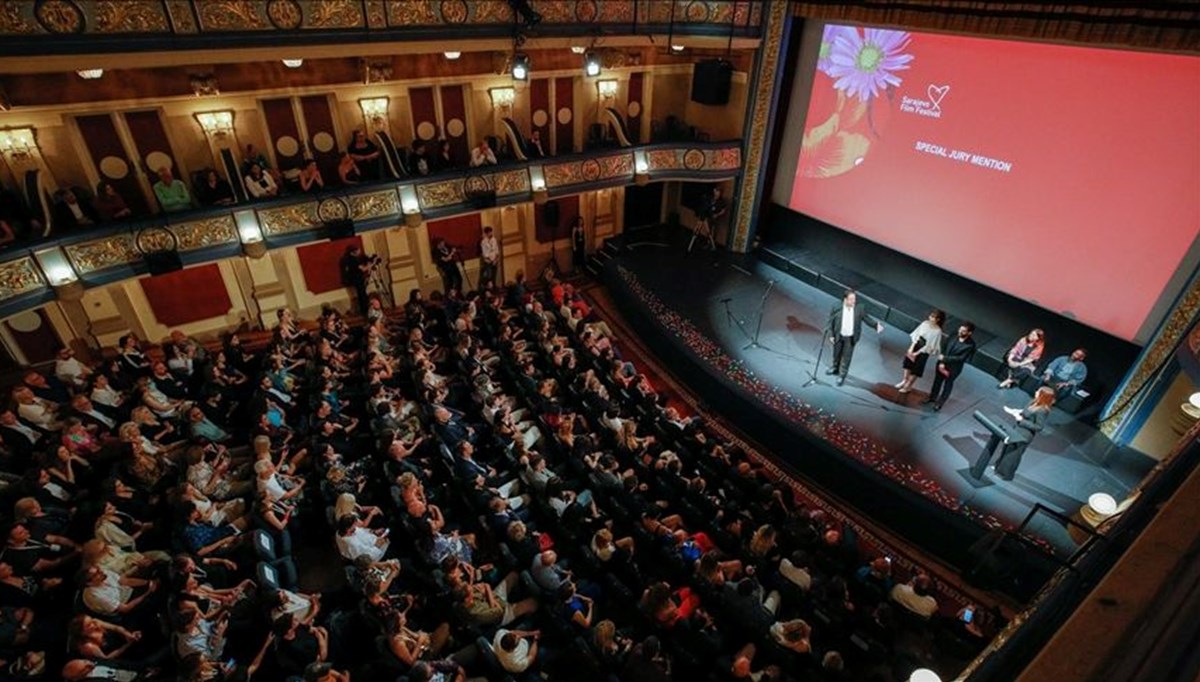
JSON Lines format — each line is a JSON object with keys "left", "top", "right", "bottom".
{"left": 489, "top": 87, "right": 516, "bottom": 115}
{"left": 399, "top": 185, "right": 423, "bottom": 227}
{"left": 234, "top": 210, "right": 267, "bottom": 259}
{"left": 76, "top": 69, "right": 104, "bottom": 80}
{"left": 282, "top": 58, "right": 304, "bottom": 68}
{"left": 358, "top": 97, "right": 390, "bottom": 130}
{"left": 444, "top": 51, "right": 462, "bottom": 60}
{"left": 34, "top": 247, "right": 83, "bottom": 300}
{"left": 597, "top": 79, "right": 618, "bottom": 101}
{"left": 0, "top": 127, "right": 36, "bottom": 161}
{"left": 528, "top": 166, "right": 548, "bottom": 204}
{"left": 194, "top": 110, "right": 235, "bottom": 139}
{"left": 633, "top": 150, "right": 650, "bottom": 186}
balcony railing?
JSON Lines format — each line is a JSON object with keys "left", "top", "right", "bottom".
{"left": 0, "top": 139, "right": 742, "bottom": 317}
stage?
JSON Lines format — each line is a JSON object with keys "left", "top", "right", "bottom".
{"left": 599, "top": 227, "right": 1155, "bottom": 566}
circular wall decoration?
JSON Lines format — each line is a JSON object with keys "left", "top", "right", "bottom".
{"left": 135, "top": 226, "right": 178, "bottom": 254}
{"left": 144, "top": 151, "right": 173, "bottom": 174}
{"left": 532, "top": 109, "right": 549, "bottom": 128}
{"left": 575, "top": 0, "right": 598, "bottom": 22}
{"left": 98, "top": 156, "right": 129, "bottom": 180}
{"left": 317, "top": 198, "right": 350, "bottom": 223}
{"left": 439, "top": 0, "right": 468, "bottom": 24}
{"left": 34, "top": 0, "right": 84, "bottom": 34}
{"left": 275, "top": 135, "right": 300, "bottom": 157}
{"left": 7, "top": 311, "right": 42, "bottom": 333}
{"left": 685, "top": 0, "right": 710, "bottom": 22}
{"left": 416, "top": 121, "right": 437, "bottom": 140}
{"left": 557, "top": 107, "right": 573, "bottom": 125}
{"left": 312, "top": 131, "right": 335, "bottom": 153}
{"left": 445, "top": 118, "right": 465, "bottom": 138}
{"left": 581, "top": 159, "right": 601, "bottom": 181}
{"left": 463, "top": 175, "right": 488, "bottom": 195}
{"left": 683, "top": 149, "right": 706, "bottom": 170}
{"left": 627, "top": 101, "right": 642, "bottom": 118}
{"left": 266, "top": 0, "right": 303, "bottom": 29}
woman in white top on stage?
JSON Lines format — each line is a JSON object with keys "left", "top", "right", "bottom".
{"left": 896, "top": 309, "right": 946, "bottom": 394}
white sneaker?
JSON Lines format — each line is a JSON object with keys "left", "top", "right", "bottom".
{"left": 898, "top": 387, "right": 911, "bottom": 394}
{"left": 894, "top": 381, "right": 906, "bottom": 389}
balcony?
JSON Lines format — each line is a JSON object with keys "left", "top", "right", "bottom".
{"left": 0, "top": 139, "right": 741, "bottom": 316}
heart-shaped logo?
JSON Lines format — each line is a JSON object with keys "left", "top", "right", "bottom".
{"left": 927, "top": 84, "right": 950, "bottom": 111}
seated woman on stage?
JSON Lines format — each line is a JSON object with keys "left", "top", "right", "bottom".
{"left": 999, "top": 328, "right": 1045, "bottom": 389}
{"left": 896, "top": 309, "right": 945, "bottom": 394}
{"left": 992, "top": 386, "right": 1055, "bottom": 481}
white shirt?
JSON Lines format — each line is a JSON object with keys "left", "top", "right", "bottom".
{"left": 470, "top": 146, "right": 497, "bottom": 167}
{"left": 480, "top": 236, "right": 499, "bottom": 263}
{"left": 91, "top": 385, "right": 122, "bottom": 408}
{"left": 778, "top": 558, "right": 812, "bottom": 590}
{"left": 55, "top": 357, "right": 88, "bottom": 385}
{"left": 891, "top": 583, "right": 938, "bottom": 618}
{"left": 271, "top": 589, "right": 315, "bottom": 623}
{"left": 82, "top": 568, "right": 131, "bottom": 615}
{"left": 839, "top": 304, "right": 855, "bottom": 337}
{"left": 86, "top": 664, "right": 140, "bottom": 681}
{"left": 493, "top": 629, "right": 532, "bottom": 673}
{"left": 244, "top": 172, "right": 278, "bottom": 198}
{"left": 84, "top": 408, "right": 115, "bottom": 428}
{"left": 17, "top": 401, "right": 57, "bottom": 430}
{"left": 909, "top": 320, "right": 943, "bottom": 357}
{"left": 336, "top": 526, "right": 387, "bottom": 562}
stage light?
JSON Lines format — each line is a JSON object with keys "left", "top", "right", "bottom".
{"left": 671, "top": 44, "right": 686, "bottom": 53}
{"left": 76, "top": 69, "right": 104, "bottom": 79}
{"left": 281, "top": 58, "right": 303, "bottom": 68}
{"left": 1189, "top": 391, "right": 1200, "bottom": 409}
{"left": 570, "top": 46, "right": 586, "bottom": 55}
{"left": 584, "top": 52, "right": 602, "bottom": 78}
{"left": 444, "top": 51, "right": 461, "bottom": 60}
{"left": 511, "top": 54, "right": 530, "bottom": 81}
{"left": 1088, "top": 493, "right": 1118, "bottom": 517}
{"left": 908, "top": 670, "right": 941, "bottom": 682}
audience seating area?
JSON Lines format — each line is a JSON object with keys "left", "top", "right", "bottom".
{"left": 0, "top": 275, "right": 996, "bottom": 682}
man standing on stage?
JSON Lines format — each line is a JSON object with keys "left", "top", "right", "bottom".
{"left": 925, "top": 322, "right": 976, "bottom": 411}
{"left": 825, "top": 290, "right": 883, "bottom": 386}
{"left": 479, "top": 226, "right": 500, "bottom": 290}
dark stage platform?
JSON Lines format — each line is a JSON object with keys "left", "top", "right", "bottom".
{"left": 600, "top": 228, "right": 1155, "bottom": 564}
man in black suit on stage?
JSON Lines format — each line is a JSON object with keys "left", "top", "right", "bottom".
{"left": 825, "top": 290, "right": 883, "bottom": 385}
{"left": 924, "top": 322, "right": 976, "bottom": 411}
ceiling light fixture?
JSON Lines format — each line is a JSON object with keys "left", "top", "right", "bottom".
{"left": 444, "top": 51, "right": 461, "bottom": 60}
{"left": 671, "top": 44, "right": 686, "bottom": 53}
{"left": 281, "top": 58, "right": 304, "bottom": 68}
{"left": 76, "top": 69, "right": 104, "bottom": 79}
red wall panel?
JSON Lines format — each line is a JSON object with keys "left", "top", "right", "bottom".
{"left": 124, "top": 110, "right": 180, "bottom": 179}
{"left": 626, "top": 72, "right": 644, "bottom": 144}
{"left": 300, "top": 94, "right": 342, "bottom": 183}
{"left": 530, "top": 78, "right": 550, "bottom": 147}
{"left": 554, "top": 77, "right": 574, "bottom": 155}
{"left": 439, "top": 85, "right": 469, "bottom": 167}
{"left": 427, "top": 214, "right": 483, "bottom": 260}
{"left": 535, "top": 194, "right": 578, "bottom": 243}
{"left": 297, "top": 237, "right": 363, "bottom": 295}
{"left": 261, "top": 97, "right": 304, "bottom": 172}
{"left": 409, "top": 86, "right": 438, "bottom": 143}
{"left": 74, "top": 114, "right": 149, "bottom": 214}
{"left": 140, "top": 265, "right": 232, "bottom": 327}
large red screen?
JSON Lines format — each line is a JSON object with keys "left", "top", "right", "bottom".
{"left": 789, "top": 25, "right": 1200, "bottom": 342}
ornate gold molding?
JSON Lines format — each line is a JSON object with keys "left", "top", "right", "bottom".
{"left": 730, "top": 0, "right": 789, "bottom": 252}
{"left": 349, "top": 189, "right": 401, "bottom": 221}
{"left": 258, "top": 202, "right": 321, "bottom": 236}
{"left": 0, "top": 257, "right": 46, "bottom": 298}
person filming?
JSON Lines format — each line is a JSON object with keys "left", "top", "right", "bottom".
{"left": 340, "top": 245, "right": 373, "bottom": 315}
{"left": 433, "top": 238, "right": 463, "bottom": 294}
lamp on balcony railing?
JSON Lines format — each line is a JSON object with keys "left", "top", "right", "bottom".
{"left": 528, "top": 166, "right": 548, "bottom": 205}
{"left": 34, "top": 247, "right": 83, "bottom": 301}
{"left": 398, "top": 185, "right": 423, "bottom": 227}
{"left": 358, "top": 97, "right": 390, "bottom": 131}
{"left": 633, "top": 150, "right": 650, "bottom": 186}
{"left": 597, "top": 79, "right": 618, "bottom": 102}
{"left": 234, "top": 210, "right": 267, "bottom": 259}
{"left": 194, "top": 110, "right": 235, "bottom": 139}
{"left": 0, "top": 127, "right": 36, "bottom": 162}
{"left": 489, "top": 87, "right": 516, "bottom": 116}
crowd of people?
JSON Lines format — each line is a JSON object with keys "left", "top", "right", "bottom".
{"left": 0, "top": 274, "right": 996, "bottom": 681}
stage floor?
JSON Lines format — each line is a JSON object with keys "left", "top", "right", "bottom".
{"left": 605, "top": 229, "right": 1155, "bottom": 555}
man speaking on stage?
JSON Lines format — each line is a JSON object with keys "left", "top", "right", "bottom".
{"left": 825, "top": 290, "right": 883, "bottom": 386}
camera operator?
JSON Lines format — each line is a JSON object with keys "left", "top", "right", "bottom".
{"left": 340, "top": 245, "right": 373, "bottom": 315}
{"left": 433, "top": 238, "right": 463, "bottom": 294}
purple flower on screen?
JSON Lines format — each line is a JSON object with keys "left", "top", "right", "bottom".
{"left": 826, "top": 27, "right": 913, "bottom": 101}
{"left": 817, "top": 24, "right": 857, "bottom": 75}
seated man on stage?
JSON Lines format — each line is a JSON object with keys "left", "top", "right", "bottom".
{"left": 825, "top": 290, "right": 883, "bottom": 386}
{"left": 1040, "top": 348, "right": 1088, "bottom": 400}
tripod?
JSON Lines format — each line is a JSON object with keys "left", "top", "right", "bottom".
{"left": 456, "top": 249, "right": 473, "bottom": 292}
{"left": 742, "top": 280, "right": 776, "bottom": 351}
{"left": 366, "top": 260, "right": 392, "bottom": 309}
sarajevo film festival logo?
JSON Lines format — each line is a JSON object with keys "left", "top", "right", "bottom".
{"left": 900, "top": 83, "right": 950, "bottom": 119}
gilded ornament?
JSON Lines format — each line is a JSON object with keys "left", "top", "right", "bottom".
{"left": 463, "top": 175, "right": 490, "bottom": 196}
{"left": 416, "top": 180, "right": 463, "bottom": 209}
{"left": 259, "top": 203, "right": 320, "bottom": 235}
{"left": 439, "top": 0, "right": 467, "bottom": 24}
{"left": 0, "top": 258, "right": 46, "bottom": 299}
{"left": 597, "top": 0, "right": 633, "bottom": 22}
{"left": 317, "top": 198, "right": 350, "bottom": 222}
{"left": 306, "top": 0, "right": 364, "bottom": 28}
{"left": 94, "top": 0, "right": 168, "bottom": 32}
{"left": 708, "top": 147, "right": 741, "bottom": 170}
{"left": 266, "top": 0, "right": 302, "bottom": 29}
{"left": 683, "top": 149, "right": 706, "bottom": 170}
{"left": 164, "top": 0, "right": 198, "bottom": 32}
{"left": 575, "top": 0, "right": 598, "bottom": 23}
{"left": 66, "top": 236, "right": 141, "bottom": 274}
{"left": 34, "top": 0, "right": 83, "bottom": 33}
{"left": 198, "top": 0, "right": 267, "bottom": 31}
{"left": 172, "top": 216, "right": 238, "bottom": 250}
{"left": 493, "top": 170, "right": 529, "bottom": 196}
{"left": 386, "top": 0, "right": 439, "bottom": 25}
{"left": 365, "top": 0, "right": 386, "bottom": 27}
{"left": 685, "top": 1, "right": 710, "bottom": 23}
{"left": 0, "top": 1, "right": 36, "bottom": 33}
{"left": 135, "top": 226, "right": 177, "bottom": 254}
{"left": 647, "top": 149, "right": 681, "bottom": 171}
{"left": 470, "top": 0, "right": 508, "bottom": 22}
{"left": 599, "top": 154, "right": 633, "bottom": 179}
{"left": 349, "top": 190, "right": 401, "bottom": 220}
{"left": 543, "top": 162, "right": 583, "bottom": 188}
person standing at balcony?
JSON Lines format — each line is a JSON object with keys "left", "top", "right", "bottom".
{"left": 572, "top": 216, "right": 587, "bottom": 270}
{"left": 347, "top": 130, "right": 382, "bottom": 180}
{"left": 470, "top": 140, "right": 497, "bottom": 167}
{"left": 479, "top": 226, "right": 500, "bottom": 290}
{"left": 153, "top": 167, "right": 193, "bottom": 214}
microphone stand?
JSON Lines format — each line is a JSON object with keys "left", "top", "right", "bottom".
{"left": 742, "top": 280, "right": 775, "bottom": 351}
{"left": 455, "top": 246, "right": 473, "bottom": 292}
{"left": 803, "top": 316, "right": 830, "bottom": 388}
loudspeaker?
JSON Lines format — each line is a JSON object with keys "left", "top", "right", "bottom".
{"left": 144, "top": 250, "right": 183, "bottom": 276}
{"left": 691, "top": 59, "right": 733, "bottom": 105}
{"left": 323, "top": 219, "right": 355, "bottom": 240}
{"left": 467, "top": 190, "right": 497, "bottom": 209}
{"left": 543, "top": 200, "right": 560, "bottom": 229}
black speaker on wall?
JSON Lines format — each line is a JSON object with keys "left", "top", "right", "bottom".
{"left": 144, "top": 251, "right": 183, "bottom": 276}
{"left": 691, "top": 59, "right": 733, "bottom": 105}
{"left": 323, "top": 219, "right": 356, "bottom": 240}
{"left": 543, "top": 200, "right": 560, "bottom": 230}
{"left": 467, "top": 190, "right": 497, "bottom": 209}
